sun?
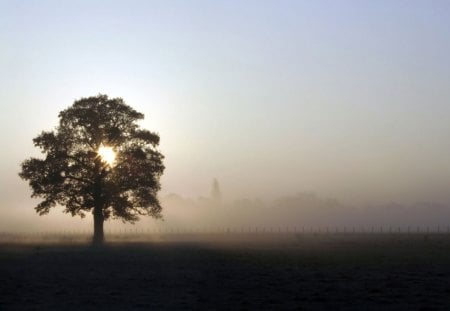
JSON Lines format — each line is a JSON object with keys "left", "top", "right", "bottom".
{"left": 98, "top": 144, "right": 116, "bottom": 167}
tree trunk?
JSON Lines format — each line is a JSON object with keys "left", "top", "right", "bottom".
{"left": 93, "top": 204, "right": 104, "bottom": 245}
{"left": 93, "top": 159, "right": 105, "bottom": 245}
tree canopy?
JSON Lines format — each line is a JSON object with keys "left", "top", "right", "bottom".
{"left": 19, "top": 94, "right": 165, "bottom": 243}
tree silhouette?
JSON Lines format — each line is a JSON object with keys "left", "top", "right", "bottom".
{"left": 19, "top": 95, "right": 165, "bottom": 245}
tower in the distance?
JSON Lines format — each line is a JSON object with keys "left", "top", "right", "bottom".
{"left": 211, "top": 178, "right": 222, "bottom": 203}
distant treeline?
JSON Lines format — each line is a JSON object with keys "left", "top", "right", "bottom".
{"left": 160, "top": 192, "right": 450, "bottom": 229}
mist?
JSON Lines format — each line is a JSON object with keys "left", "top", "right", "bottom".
{"left": 3, "top": 181, "right": 450, "bottom": 233}
{"left": 1, "top": 1, "right": 450, "bottom": 233}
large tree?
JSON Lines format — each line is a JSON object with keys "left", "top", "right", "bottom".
{"left": 19, "top": 95, "right": 165, "bottom": 244}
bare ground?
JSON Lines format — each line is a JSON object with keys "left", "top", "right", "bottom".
{"left": 1, "top": 234, "right": 450, "bottom": 310}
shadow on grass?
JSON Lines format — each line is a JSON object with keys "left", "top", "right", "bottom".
{"left": 1, "top": 236, "right": 450, "bottom": 310}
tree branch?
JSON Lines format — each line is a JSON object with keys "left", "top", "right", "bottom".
{"left": 64, "top": 174, "right": 94, "bottom": 185}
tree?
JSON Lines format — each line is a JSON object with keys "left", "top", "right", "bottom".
{"left": 19, "top": 94, "right": 165, "bottom": 245}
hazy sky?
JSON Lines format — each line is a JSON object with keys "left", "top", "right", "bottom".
{"left": 1, "top": 1, "right": 450, "bottom": 230}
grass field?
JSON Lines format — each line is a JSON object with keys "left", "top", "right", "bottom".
{"left": 1, "top": 233, "right": 450, "bottom": 310}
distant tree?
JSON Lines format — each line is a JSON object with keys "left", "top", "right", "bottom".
{"left": 211, "top": 178, "right": 221, "bottom": 203}
{"left": 19, "top": 95, "right": 165, "bottom": 245}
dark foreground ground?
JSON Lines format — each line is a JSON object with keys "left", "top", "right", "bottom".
{"left": 1, "top": 234, "right": 450, "bottom": 310}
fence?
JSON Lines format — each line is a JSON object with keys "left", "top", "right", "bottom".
{"left": 1, "top": 225, "right": 450, "bottom": 242}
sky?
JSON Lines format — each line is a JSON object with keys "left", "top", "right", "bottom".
{"left": 1, "top": 0, "right": 450, "bottom": 231}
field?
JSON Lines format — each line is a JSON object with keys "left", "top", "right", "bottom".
{"left": 1, "top": 233, "right": 450, "bottom": 310}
